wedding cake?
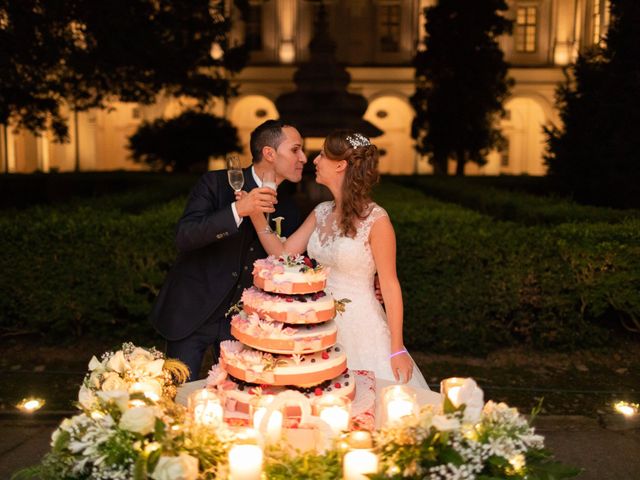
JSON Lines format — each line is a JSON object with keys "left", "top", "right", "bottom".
{"left": 207, "top": 254, "right": 374, "bottom": 427}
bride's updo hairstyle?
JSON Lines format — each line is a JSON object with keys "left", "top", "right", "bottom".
{"left": 324, "top": 130, "right": 380, "bottom": 237}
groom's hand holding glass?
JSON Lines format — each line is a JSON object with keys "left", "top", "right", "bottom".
{"left": 234, "top": 188, "right": 277, "bottom": 218}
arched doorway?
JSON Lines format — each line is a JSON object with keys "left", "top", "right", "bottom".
{"left": 364, "top": 95, "right": 417, "bottom": 174}
{"left": 229, "top": 95, "right": 279, "bottom": 167}
{"left": 499, "top": 96, "right": 549, "bottom": 175}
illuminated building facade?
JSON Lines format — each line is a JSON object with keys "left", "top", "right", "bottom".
{"left": 1, "top": 0, "right": 611, "bottom": 175}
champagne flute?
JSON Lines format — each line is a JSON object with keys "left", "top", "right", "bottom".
{"left": 262, "top": 169, "right": 277, "bottom": 232}
{"left": 226, "top": 153, "right": 244, "bottom": 193}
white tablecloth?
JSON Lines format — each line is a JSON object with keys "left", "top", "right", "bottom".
{"left": 176, "top": 377, "right": 441, "bottom": 429}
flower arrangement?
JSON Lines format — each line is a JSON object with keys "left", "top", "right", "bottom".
{"left": 78, "top": 343, "right": 189, "bottom": 409}
{"left": 15, "top": 345, "right": 578, "bottom": 480}
{"left": 372, "top": 379, "right": 579, "bottom": 480}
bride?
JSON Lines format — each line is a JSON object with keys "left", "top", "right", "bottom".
{"left": 241, "top": 130, "right": 429, "bottom": 389}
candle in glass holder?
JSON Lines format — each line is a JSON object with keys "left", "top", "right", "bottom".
{"left": 228, "top": 444, "right": 263, "bottom": 480}
{"left": 188, "top": 389, "right": 223, "bottom": 426}
{"left": 381, "top": 385, "right": 417, "bottom": 425}
{"left": 315, "top": 395, "right": 351, "bottom": 435}
{"left": 440, "top": 377, "right": 466, "bottom": 407}
{"left": 251, "top": 395, "right": 283, "bottom": 444}
{"left": 343, "top": 432, "right": 378, "bottom": 480}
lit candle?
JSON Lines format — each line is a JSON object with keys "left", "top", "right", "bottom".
{"left": 319, "top": 406, "right": 350, "bottom": 435}
{"left": 188, "top": 389, "right": 223, "bottom": 426}
{"left": 447, "top": 386, "right": 462, "bottom": 405}
{"left": 343, "top": 449, "right": 379, "bottom": 480}
{"left": 228, "top": 444, "right": 263, "bottom": 480}
{"left": 386, "top": 398, "right": 415, "bottom": 423}
{"left": 315, "top": 395, "right": 351, "bottom": 435}
{"left": 254, "top": 408, "right": 283, "bottom": 444}
{"left": 440, "top": 377, "right": 467, "bottom": 407}
{"left": 381, "top": 385, "right": 417, "bottom": 426}
{"left": 251, "top": 395, "right": 283, "bottom": 444}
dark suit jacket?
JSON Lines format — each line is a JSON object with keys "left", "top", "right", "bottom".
{"left": 150, "top": 167, "right": 300, "bottom": 341}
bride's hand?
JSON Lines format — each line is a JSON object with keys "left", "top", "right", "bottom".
{"left": 391, "top": 352, "right": 413, "bottom": 384}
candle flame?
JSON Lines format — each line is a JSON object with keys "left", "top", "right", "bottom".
{"left": 614, "top": 401, "right": 638, "bottom": 417}
{"left": 17, "top": 397, "right": 45, "bottom": 413}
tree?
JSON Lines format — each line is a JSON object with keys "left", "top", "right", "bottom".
{"left": 545, "top": 0, "right": 640, "bottom": 208}
{"left": 410, "top": 0, "right": 513, "bottom": 176}
{"left": 0, "top": 0, "right": 248, "bottom": 142}
{"left": 128, "top": 111, "right": 241, "bottom": 173}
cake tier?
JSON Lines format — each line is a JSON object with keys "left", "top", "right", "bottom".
{"left": 253, "top": 255, "right": 326, "bottom": 294}
{"left": 231, "top": 312, "right": 337, "bottom": 354}
{"left": 207, "top": 366, "right": 357, "bottom": 416}
{"left": 241, "top": 287, "right": 336, "bottom": 324}
{"left": 220, "top": 340, "right": 346, "bottom": 387}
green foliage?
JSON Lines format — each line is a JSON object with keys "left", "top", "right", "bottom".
{"left": 265, "top": 448, "right": 341, "bottom": 479}
{"left": 392, "top": 176, "right": 639, "bottom": 225}
{"left": 411, "top": 0, "right": 513, "bottom": 175}
{"left": 0, "top": 172, "right": 198, "bottom": 210}
{"left": 373, "top": 182, "right": 640, "bottom": 353}
{"left": 545, "top": 0, "right": 640, "bottom": 208}
{"left": 0, "top": 194, "right": 185, "bottom": 342}
{"left": 0, "top": 0, "right": 249, "bottom": 141}
{"left": 128, "top": 111, "right": 242, "bottom": 172}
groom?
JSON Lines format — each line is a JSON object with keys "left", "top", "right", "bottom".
{"left": 150, "top": 120, "right": 307, "bottom": 380}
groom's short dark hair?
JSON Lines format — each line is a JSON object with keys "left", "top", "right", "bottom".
{"left": 250, "top": 119, "right": 290, "bottom": 163}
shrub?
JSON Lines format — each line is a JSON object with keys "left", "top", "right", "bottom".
{"left": 392, "top": 175, "right": 638, "bottom": 225}
{"left": 128, "top": 111, "right": 241, "bottom": 172}
{"left": 374, "top": 181, "right": 639, "bottom": 353}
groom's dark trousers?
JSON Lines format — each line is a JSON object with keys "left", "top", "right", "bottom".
{"left": 149, "top": 167, "right": 300, "bottom": 380}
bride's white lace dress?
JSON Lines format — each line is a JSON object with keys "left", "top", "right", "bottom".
{"left": 307, "top": 201, "right": 429, "bottom": 390}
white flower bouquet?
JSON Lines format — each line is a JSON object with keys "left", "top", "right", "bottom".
{"left": 78, "top": 343, "right": 189, "bottom": 410}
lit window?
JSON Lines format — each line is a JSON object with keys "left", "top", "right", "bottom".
{"left": 500, "top": 139, "right": 510, "bottom": 167}
{"left": 246, "top": 4, "right": 263, "bottom": 51}
{"left": 515, "top": 6, "right": 537, "bottom": 53}
{"left": 593, "top": 0, "right": 611, "bottom": 45}
{"left": 379, "top": 4, "right": 401, "bottom": 53}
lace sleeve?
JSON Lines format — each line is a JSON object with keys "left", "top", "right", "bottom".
{"left": 313, "top": 201, "right": 334, "bottom": 229}
{"left": 358, "top": 204, "right": 389, "bottom": 242}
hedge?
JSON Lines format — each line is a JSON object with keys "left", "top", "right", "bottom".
{"left": 1, "top": 179, "right": 638, "bottom": 353}
{"left": 374, "top": 181, "right": 640, "bottom": 353}
{"left": 0, "top": 198, "right": 185, "bottom": 341}
{"left": 391, "top": 175, "right": 639, "bottom": 226}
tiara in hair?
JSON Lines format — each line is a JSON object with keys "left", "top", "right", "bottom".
{"left": 345, "top": 133, "right": 371, "bottom": 148}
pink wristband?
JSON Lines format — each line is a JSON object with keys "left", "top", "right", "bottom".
{"left": 389, "top": 349, "right": 408, "bottom": 359}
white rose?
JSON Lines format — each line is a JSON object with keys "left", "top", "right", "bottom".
{"left": 141, "top": 358, "right": 165, "bottom": 377}
{"left": 107, "top": 350, "right": 129, "bottom": 374}
{"left": 151, "top": 454, "right": 199, "bottom": 480}
{"left": 431, "top": 414, "right": 461, "bottom": 432}
{"left": 450, "top": 378, "right": 484, "bottom": 424}
{"left": 129, "top": 379, "right": 163, "bottom": 401}
{"left": 88, "top": 355, "right": 103, "bottom": 372}
{"left": 97, "top": 389, "right": 130, "bottom": 412}
{"left": 119, "top": 406, "right": 159, "bottom": 435}
{"left": 101, "top": 372, "right": 128, "bottom": 392}
{"left": 78, "top": 385, "right": 96, "bottom": 409}
{"left": 130, "top": 347, "right": 155, "bottom": 363}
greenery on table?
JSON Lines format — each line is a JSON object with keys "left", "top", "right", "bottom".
{"left": 14, "top": 344, "right": 578, "bottom": 480}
